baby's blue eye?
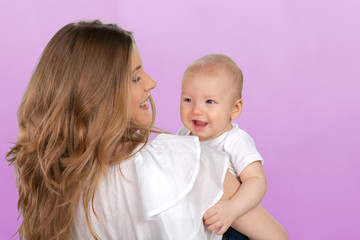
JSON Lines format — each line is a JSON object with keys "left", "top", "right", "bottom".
{"left": 184, "top": 98, "right": 192, "bottom": 102}
{"left": 206, "top": 99, "right": 215, "bottom": 104}
{"left": 132, "top": 76, "right": 141, "bottom": 83}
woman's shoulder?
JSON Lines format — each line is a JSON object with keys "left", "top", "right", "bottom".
{"left": 149, "top": 133, "right": 198, "bottom": 145}
{"left": 109, "top": 134, "right": 200, "bottom": 171}
{"left": 142, "top": 133, "right": 201, "bottom": 155}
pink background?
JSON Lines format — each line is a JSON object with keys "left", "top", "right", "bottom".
{"left": 1, "top": 0, "right": 359, "bottom": 239}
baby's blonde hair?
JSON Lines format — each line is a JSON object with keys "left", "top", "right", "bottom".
{"left": 183, "top": 54, "right": 243, "bottom": 99}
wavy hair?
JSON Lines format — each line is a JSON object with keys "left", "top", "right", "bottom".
{"left": 7, "top": 20, "right": 155, "bottom": 239}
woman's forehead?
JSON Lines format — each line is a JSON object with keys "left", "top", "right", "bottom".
{"left": 131, "top": 46, "right": 142, "bottom": 71}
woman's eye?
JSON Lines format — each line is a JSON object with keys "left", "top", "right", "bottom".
{"left": 184, "top": 98, "right": 192, "bottom": 102}
{"left": 132, "top": 76, "right": 141, "bottom": 83}
{"left": 206, "top": 99, "right": 215, "bottom": 104}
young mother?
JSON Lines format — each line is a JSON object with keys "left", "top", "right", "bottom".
{"left": 7, "top": 20, "right": 287, "bottom": 240}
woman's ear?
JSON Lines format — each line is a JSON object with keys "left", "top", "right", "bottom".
{"left": 230, "top": 99, "right": 243, "bottom": 120}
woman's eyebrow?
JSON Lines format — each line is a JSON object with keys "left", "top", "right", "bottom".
{"left": 132, "top": 65, "right": 142, "bottom": 74}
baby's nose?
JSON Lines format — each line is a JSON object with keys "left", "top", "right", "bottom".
{"left": 192, "top": 104, "right": 203, "bottom": 115}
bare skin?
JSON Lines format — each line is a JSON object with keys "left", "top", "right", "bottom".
{"left": 205, "top": 171, "right": 289, "bottom": 240}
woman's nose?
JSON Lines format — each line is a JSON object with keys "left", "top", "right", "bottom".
{"left": 144, "top": 72, "right": 156, "bottom": 91}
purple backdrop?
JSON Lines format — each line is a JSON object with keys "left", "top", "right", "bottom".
{"left": 1, "top": 0, "right": 359, "bottom": 239}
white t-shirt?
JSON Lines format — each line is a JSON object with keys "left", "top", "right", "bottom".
{"left": 177, "top": 123, "right": 263, "bottom": 177}
{"left": 71, "top": 134, "right": 228, "bottom": 240}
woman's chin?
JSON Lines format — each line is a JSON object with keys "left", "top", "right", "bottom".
{"left": 132, "top": 116, "right": 152, "bottom": 128}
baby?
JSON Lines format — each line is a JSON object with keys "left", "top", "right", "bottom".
{"left": 178, "top": 54, "right": 284, "bottom": 239}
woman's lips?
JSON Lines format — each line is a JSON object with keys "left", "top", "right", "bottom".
{"left": 139, "top": 99, "right": 149, "bottom": 110}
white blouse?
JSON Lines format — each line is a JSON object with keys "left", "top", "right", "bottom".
{"left": 72, "top": 134, "right": 229, "bottom": 240}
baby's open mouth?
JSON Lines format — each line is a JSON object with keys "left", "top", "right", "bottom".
{"left": 192, "top": 120, "right": 208, "bottom": 128}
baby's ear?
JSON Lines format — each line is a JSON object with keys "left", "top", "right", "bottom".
{"left": 230, "top": 99, "right": 243, "bottom": 120}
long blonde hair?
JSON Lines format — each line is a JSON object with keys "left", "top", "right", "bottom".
{"left": 7, "top": 20, "right": 155, "bottom": 239}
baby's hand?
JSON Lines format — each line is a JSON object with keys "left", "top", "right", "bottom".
{"left": 203, "top": 199, "right": 238, "bottom": 235}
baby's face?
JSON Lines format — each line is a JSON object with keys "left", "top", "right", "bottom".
{"left": 180, "top": 72, "right": 239, "bottom": 141}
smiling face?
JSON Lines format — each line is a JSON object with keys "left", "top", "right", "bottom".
{"left": 180, "top": 71, "right": 242, "bottom": 141}
{"left": 129, "top": 47, "right": 156, "bottom": 126}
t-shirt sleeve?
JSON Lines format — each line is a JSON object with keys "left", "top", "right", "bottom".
{"left": 224, "top": 128, "right": 264, "bottom": 176}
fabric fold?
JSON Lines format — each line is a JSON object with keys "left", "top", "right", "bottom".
{"left": 135, "top": 134, "right": 201, "bottom": 218}
{"left": 134, "top": 134, "right": 229, "bottom": 240}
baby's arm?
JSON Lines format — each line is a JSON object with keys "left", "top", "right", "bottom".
{"left": 203, "top": 161, "right": 266, "bottom": 233}
{"left": 234, "top": 161, "right": 267, "bottom": 215}
{"left": 205, "top": 171, "right": 288, "bottom": 240}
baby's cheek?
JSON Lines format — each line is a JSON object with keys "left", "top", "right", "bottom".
{"left": 180, "top": 106, "right": 187, "bottom": 118}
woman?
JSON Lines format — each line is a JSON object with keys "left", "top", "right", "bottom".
{"left": 7, "top": 20, "right": 287, "bottom": 240}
